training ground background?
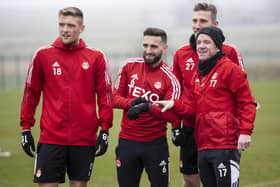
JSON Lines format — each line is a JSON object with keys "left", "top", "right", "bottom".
{"left": 1, "top": 0, "right": 280, "bottom": 186}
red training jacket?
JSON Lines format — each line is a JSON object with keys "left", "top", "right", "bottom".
{"left": 172, "top": 56, "right": 256, "bottom": 151}
{"left": 172, "top": 42, "right": 244, "bottom": 127}
{"left": 20, "top": 38, "right": 113, "bottom": 146}
{"left": 113, "top": 57, "right": 181, "bottom": 142}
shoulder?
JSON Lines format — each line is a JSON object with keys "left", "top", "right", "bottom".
{"left": 122, "top": 57, "right": 144, "bottom": 66}
{"left": 219, "top": 56, "right": 244, "bottom": 74}
{"left": 36, "top": 45, "right": 55, "bottom": 53}
{"left": 119, "top": 57, "right": 144, "bottom": 71}
{"left": 222, "top": 42, "right": 241, "bottom": 54}
{"left": 126, "top": 57, "right": 145, "bottom": 63}
{"left": 160, "top": 63, "right": 180, "bottom": 82}
{"left": 32, "top": 45, "right": 54, "bottom": 59}
{"left": 84, "top": 47, "right": 106, "bottom": 57}
{"left": 175, "top": 44, "right": 193, "bottom": 55}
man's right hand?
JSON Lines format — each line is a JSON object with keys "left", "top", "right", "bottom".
{"left": 127, "top": 102, "right": 151, "bottom": 120}
{"left": 131, "top": 97, "right": 148, "bottom": 106}
{"left": 21, "top": 130, "right": 35, "bottom": 157}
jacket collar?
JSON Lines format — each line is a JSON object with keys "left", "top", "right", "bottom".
{"left": 52, "top": 37, "right": 86, "bottom": 51}
{"left": 145, "top": 60, "right": 164, "bottom": 72}
{"left": 189, "top": 34, "right": 196, "bottom": 51}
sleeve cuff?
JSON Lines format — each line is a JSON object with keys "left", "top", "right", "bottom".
{"left": 101, "top": 122, "right": 111, "bottom": 131}
{"left": 21, "top": 123, "right": 31, "bottom": 131}
{"left": 240, "top": 129, "right": 252, "bottom": 135}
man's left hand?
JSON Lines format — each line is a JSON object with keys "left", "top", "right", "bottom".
{"left": 237, "top": 134, "right": 251, "bottom": 152}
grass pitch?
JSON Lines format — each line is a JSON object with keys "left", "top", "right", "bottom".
{"left": 0, "top": 80, "right": 279, "bottom": 187}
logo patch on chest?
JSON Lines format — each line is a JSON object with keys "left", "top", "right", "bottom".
{"left": 154, "top": 81, "right": 162, "bottom": 89}
{"left": 82, "top": 62, "right": 90, "bottom": 70}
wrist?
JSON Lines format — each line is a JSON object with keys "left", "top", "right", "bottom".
{"left": 100, "top": 130, "right": 109, "bottom": 135}
{"left": 21, "top": 123, "right": 31, "bottom": 131}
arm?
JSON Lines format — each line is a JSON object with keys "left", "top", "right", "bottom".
{"left": 20, "top": 50, "right": 43, "bottom": 157}
{"left": 20, "top": 51, "right": 44, "bottom": 130}
{"left": 159, "top": 64, "right": 181, "bottom": 127}
{"left": 112, "top": 63, "right": 134, "bottom": 110}
{"left": 172, "top": 52, "right": 184, "bottom": 87}
{"left": 154, "top": 99, "right": 195, "bottom": 117}
{"left": 149, "top": 105, "right": 181, "bottom": 128}
{"left": 228, "top": 65, "right": 257, "bottom": 152}
{"left": 95, "top": 53, "right": 113, "bottom": 131}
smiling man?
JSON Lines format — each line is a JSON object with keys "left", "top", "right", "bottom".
{"left": 112, "top": 27, "right": 181, "bottom": 187}
{"left": 20, "top": 7, "right": 113, "bottom": 187}
{"left": 171, "top": 3, "right": 246, "bottom": 187}
{"left": 154, "top": 27, "right": 256, "bottom": 187}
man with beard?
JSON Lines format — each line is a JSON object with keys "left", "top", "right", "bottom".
{"left": 171, "top": 3, "right": 245, "bottom": 187}
{"left": 112, "top": 27, "right": 181, "bottom": 187}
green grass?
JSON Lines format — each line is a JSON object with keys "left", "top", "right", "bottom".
{"left": 0, "top": 80, "right": 280, "bottom": 186}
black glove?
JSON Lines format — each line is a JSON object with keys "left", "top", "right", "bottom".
{"left": 127, "top": 102, "right": 152, "bottom": 120}
{"left": 21, "top": 130, "right": 35, "bottom": 157}
{"left": 95, "top": 130, "right": 109, "bottom": 157}
{"left": 172, "top": 127, "right": 186, "bottom": 146}
{"left": 131, "top": 97, "right": 148, "bottom": 106}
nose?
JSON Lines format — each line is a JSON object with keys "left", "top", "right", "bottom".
{"left": 194, "top": 22, "right": 201, "bottom": 30}
{"left": 197, "top": 42, "right": 205, "bottom": 50}
{"left": 61, "top": 25, "right": 69, "bottom": 33}
{"left": 145, "top": 46, "right": 153, "bottom": 54}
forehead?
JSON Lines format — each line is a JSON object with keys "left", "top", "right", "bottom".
{"left": 143, "top": 35, "right": 163, "bottom": 44}
{"left": 58, "top": 15, "right": 82, "bottom": 24}
{"left": 197, "top": 34, "right": 214, "bottom": 42}
{"left": 192, "top": 10, "right": 212, "bottom": 21}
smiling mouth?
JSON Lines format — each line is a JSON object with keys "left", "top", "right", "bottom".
{"left": 145, "top": 54, "right": 155, "bottom": 58}
{"left": 198, "top": 50, "right": 207, "bottom": 54}
{"left": 62, "top": 34, "right": 70, "bottom": 39}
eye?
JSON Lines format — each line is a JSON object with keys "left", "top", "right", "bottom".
{"left": 143, "top": 44, "right": 148, "bottom": 48}
{"left": 205, "top": 40, "right": 211, "bottom": 44}
{"left": 200, "top": 19, "right": 208, "bottom": 24}
{"left": 68, "top": 24, "right": 75, "bottom": 28}
{"left": 151, "top": 45, "right": 158, "bottom": 49}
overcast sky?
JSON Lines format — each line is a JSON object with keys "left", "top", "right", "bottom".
{"left": 1, "top": 0, "right": 279, "bottom": 25}
{"left": 1, "top": 0, "right": 279, "bottom": 63}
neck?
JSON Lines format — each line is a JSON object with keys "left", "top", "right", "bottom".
{"left": 198, "top": 50, "right": 225, "bottom": 76}
{"left": 150, "top": 60, "right": 161, "bottom": 67}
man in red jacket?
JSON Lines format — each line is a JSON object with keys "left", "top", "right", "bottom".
{"left": 172, "top": 3, "right": 245, "bottom": 187}
{"left": 155, "top": 27, "right": 256, "bottom": 187}
{"left": 20, "top": 7, "right": 113, "bottom": 187}
{"left": 112, "top": 27, "right": 181, "bottom": 187}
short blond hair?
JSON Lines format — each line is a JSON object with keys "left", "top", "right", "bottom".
{"left": 193, "top": 2, "right": 217, "bottom": 22}
{"left": 58, "top": 7, "right": 83, "bottom": 24}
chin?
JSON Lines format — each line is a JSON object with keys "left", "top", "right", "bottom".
{"left": 63, "top": 41, "right": 75, "bottom": 46}
{"left": 198, "top": 56, "right": 208, "bottom": 61}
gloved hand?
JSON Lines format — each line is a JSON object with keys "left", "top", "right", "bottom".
{"left": 172, "top": 127, "right": 186, "bottom": 146}
{"left": 131, "top": 97, "right": 148, "bottom": 106}
{"left": 21, "top": 130, "right": 35, "bottom": 157}
{"left": 127, "top": 102, "right": 152, "bottom": 120}
{"left": 95, "top": 130, "right": 109, "bottom": 157}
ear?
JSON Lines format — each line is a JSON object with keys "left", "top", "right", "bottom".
{"left": 163, "top": 44, "right": 168, "bottom": 53}
{"left": 214, "top": 20, "right": 219, "bottom": 26}
{"left": 80, "top": 25, "right": 85, "bottom": 33}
